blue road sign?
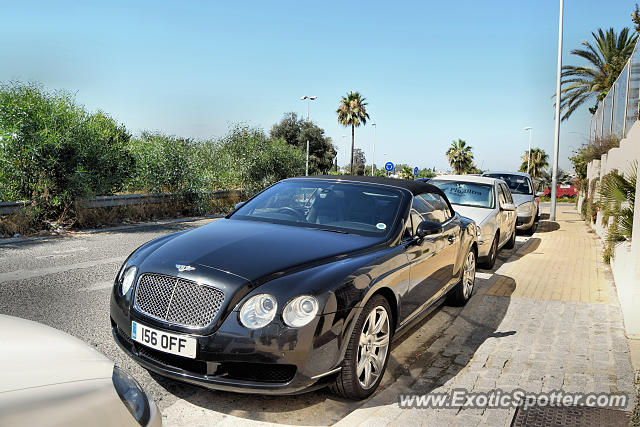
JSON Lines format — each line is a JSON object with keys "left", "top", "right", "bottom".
{"left": 414, "top": 167, "right": 419, "bottom": 176}
{"left": 384, "top": 162, "right": 394, "bottom": 172}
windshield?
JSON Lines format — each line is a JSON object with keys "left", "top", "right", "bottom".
{"left": 231, "top": 180, "right": 405, "bottom": 236}
{"left": 483, "top": 174, "right": 532, "bottom": 195}
{"left": 430, "top": 180, "right": 495, "bottom": 209}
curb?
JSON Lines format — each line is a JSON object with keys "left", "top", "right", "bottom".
{"left": 0, "top": 215, "right": 223, "bottom": 246}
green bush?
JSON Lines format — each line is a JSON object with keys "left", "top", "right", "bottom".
{"left": 212, "top": 125, "right": 305, "bottom": 196}
{"left": 0, "top": 82, "right": 132, "bottom": 219}
{"left": 126, "top": 132, "right": 201, "bottom": 194}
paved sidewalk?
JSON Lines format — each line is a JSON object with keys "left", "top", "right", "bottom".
{"left": 338, "top": 207, "right": 636, "bottom": 426}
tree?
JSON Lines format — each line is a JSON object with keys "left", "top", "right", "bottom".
{"left": 351, "top": 148, "right": 366, "bottom": 175}
{"left": 559, "top": 28, "right": 637, "bottom": 120}
{"left": 446, "top": 139, "right": 474, "bottom": 174}
{"left": 416, "top": 168, "right": 436, "bottom": 179}
{"left": 632, "top": 4, "right": 640, "bottom": 33}
{"left": 270, "top": 112, "right": 336, "bottom": 174}
{"left": 535, "top": 167, "right": 571, "bottom": 191}
{"left": 337, "top": 91, "right": 370, "bottom": 174}
{"left": 519, "top": 147, "right": 548, "bottom": 178}
{"left": 399, "top": 166, "right": 414, "bottom": 180}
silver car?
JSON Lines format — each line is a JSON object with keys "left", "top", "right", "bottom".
{"left": 482, "top": 171, "right": 543, "bottom": 235}
{"left": 0, "top": 315, "right": 161, "bottom": 427}
{"left": 430, "top": 175, "right": 517, "bottom": 269}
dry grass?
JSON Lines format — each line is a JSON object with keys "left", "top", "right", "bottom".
{"left": 1, "top": 192, "right": 244, "bottom": 236}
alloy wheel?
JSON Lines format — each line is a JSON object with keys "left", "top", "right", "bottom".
{"left": 356, "top": 306, "right": 390, "bottom": 389}
{"left": 462, "top": 250, "right": 476, "bottom": 299}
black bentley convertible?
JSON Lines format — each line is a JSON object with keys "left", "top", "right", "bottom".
{"left": 110, "top": 176, "right": 478, "bottom": 400}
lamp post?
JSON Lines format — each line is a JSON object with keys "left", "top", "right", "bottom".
{"left": 550, "top": 0, "right": 564, "bottom": 221}
{"left": 342, "top": 134, "right": 347, "bottom": 172}
{"left": 300, "top": 96, "right": 317, "bottom": 176}
{"left": 371, "top": 123, "right": 376, "bottom": 176}
{"left": 524, "top": 126, "right": 532, "bottom": 174}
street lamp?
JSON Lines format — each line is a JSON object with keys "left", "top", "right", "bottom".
{"left": 342, "top": 135, "right": 347, "bottom": 172}
{"left": 550, "top": 0, "right": 564, "bottom": 221}
{"left": 371, "top": 123, "right": 376, "bottom": 176}
{"left": 300, "top": 96, "right": 317, "bottom": 176}
{"left": 524, "top": 126, "right": 532, "bottom": 174}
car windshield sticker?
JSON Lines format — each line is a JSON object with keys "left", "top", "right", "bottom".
{"left": 376, "top": 223, "right": 387, "bottom": 230}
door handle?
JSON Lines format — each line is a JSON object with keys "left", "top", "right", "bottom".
{"left": 448, "top": 235, "right": 456, "bottom": 243}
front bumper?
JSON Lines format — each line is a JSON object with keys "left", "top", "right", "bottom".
{"left": 111, "top": 297, "right": 348, "bottom": 395}
{"left": 516, "top": 213, "right": 535, "bottom": 230}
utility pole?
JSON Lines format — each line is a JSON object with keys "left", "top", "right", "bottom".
{"left": 300, "top": 95, "right": 317, "bottom": 176}
{"left": 371, "top": 123, "right": 377, "bottom": 176}
{"left": 524, "top": 126, "right": 532, "bottom": 174}
{"left": 550, "top": 0, "right": 563, "bottom": 221}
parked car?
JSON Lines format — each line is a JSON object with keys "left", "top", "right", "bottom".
{"left": 429, "top": 175, "right": 517, "bottom": 269}
{"left": 110, "top": 176, "right": 478, "bottom": 400}
{"left": 543, "top": 184, "right": 577, "bottom": 198}
{"left": 0, "top": 315, "right": 161, "bottom": 427}
{"left": 482, "top": 171, "right": 542, "bottom": 235}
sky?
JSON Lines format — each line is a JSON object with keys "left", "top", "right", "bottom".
{"left": 1, "top": 0, "right": 636, "bottom": 172}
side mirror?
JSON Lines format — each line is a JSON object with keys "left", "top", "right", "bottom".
{"left": 536, "top": 191, "right": 545, "bottom": 197}
{"left": 416, "top": 220, "right": 443, "bottom": 238}
{"left": 234, "top": 201, "right": 245, "bottom": 210}
{"left": 501, "top": 203, "right": 516, "bottom": 211}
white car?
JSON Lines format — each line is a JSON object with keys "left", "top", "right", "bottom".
{"left": 429, "top": 175, "right": 517, "bottom": 269}
{"left": 0, "top": 315, "right": 161, "bottom": 427}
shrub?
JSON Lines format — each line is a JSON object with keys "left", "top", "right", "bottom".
{"left": 126, "top": 131, "right": 201, "bottom": 194}
{"left": 0, "top": 82, "right": 133, "bottom": 220}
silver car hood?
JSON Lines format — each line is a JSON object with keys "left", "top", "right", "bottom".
{"left": 0, "top": 315, "right": 113, "bottom": 393}
{"left": 512, "top": 193, "right": 533, "bottom": 206}
{"left": 452, "top": 205, "right": 493, "bottom": 225}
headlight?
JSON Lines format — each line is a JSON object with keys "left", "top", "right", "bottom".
{"left": 283, "top": 295, "right": 319, "bottom": 327}
{"left": 112, "top": 366, "right": 150, "bottom": 425}
{"left": 517, "top": 202, "right": 534, "bottom": 215}
{"left": 121, "top": 266, "right": 137, "bottom": 295}
{"left": 239, "top": 294, "right": 277, "bottom": 329}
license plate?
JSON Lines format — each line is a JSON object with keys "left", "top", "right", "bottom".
{"left": 131, "top": 321, "right": 197, "bottom": 359}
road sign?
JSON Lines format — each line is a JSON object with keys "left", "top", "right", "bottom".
{"left": 414, "top": 167, "right": 419, "bottom": 176}
{"left": 384, "top": 162, "right": 394, "bottom": 172}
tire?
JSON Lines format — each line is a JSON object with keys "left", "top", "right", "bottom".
{"left": 330, "top": 295, "right": 393, "bottom": 400}
{"left": 446, "top": 247, "right": 476, "bottom": 306}
{"left": 524, "top": 220, "right": 537, "bottom": 236}
{"left": 504, "top": 227, "right": 516, "bottom": 249}
{"left": 479, "top": 234, "right": 498, "bottom": 269}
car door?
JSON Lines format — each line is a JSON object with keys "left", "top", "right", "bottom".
{"left": 400, "top": 193, "right": 459, "bottom": 324}
{"left": 500, "top": 182, "right": 517, "bottom": 234}
{"left": 496, "top": 183, "right": 510, "bottom": 246}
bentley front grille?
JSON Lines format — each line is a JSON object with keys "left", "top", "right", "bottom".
{"left": 134, "top": 273, "right": 224, "bottom": 328}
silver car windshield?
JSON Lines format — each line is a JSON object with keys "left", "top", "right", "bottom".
{"left": 430, "top": 180, "right": 495, "bottom": 209}
{"left": 484, "top": 174, "right": 532, "bottom": 195}
{"left": 231, "top": 180, "right": 405, "bottom": 236}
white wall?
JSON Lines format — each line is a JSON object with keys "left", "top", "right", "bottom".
{"left": 585, "top": 120, "right": 640, "bottom": 338}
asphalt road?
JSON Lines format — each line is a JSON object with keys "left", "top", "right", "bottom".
{"left": 0, "top": 213, "right": 542, "bottom": 426}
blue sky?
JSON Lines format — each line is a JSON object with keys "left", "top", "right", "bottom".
{"left": 1, "top": 1, "right": 636, "bottom": 172}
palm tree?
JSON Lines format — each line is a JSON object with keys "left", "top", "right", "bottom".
{"left": 559, "top": 27, "right": 637, "bottom": 121}
{"left": 337, "top": 91, "right": 370, "bottom": 174}
{"left": 446, "top": 139, "right": 474, "bottom": 174}
{"left": 535, "top": 167, "right": 571, "bottom": 191}
{"left": 399, "top": 166, "right": 414, "bottom": 180}
{"left": 519, "top": 148, "right": 548, "bottom": 178}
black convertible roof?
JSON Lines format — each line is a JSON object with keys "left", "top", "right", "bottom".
{"left": 291, "top": 175, "right": 445, "bottom": 197}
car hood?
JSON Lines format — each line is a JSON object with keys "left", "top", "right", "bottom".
{"left": 512, "top": 193, "right": 533, "bottom": 206}
{"left": 452, "top": 205, "right": 493, "bottom": 225}
{"left": 0, "top": 315, "right": 113, "bottom": 393}
{"left": 139, "top": 218, "right": 380, "bottom": 284}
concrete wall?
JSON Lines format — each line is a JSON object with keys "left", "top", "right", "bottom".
{"left": 585, "top": 120, "right": 640, "bottom": 338}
